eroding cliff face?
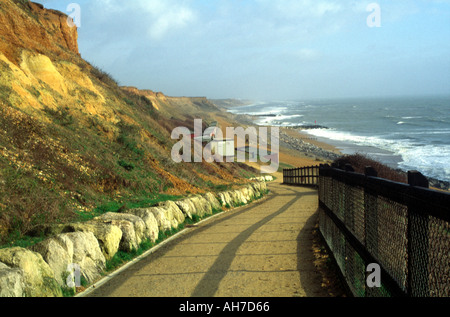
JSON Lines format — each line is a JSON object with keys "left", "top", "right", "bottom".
{"left": 120, "top": 86, "right": 221, "bottom": 121}
{"left": 0, "top": 0, "right": 254, "bottom": 252}
{"left": 0, "top": 1, "right": 79, "bottom": 65}
{"left": 121, "top": 86, "right": 166, "bottom": 111}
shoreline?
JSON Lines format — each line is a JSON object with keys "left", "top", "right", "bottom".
{"left": 224, "top": 108, "right": 450, "bottom": 191}
{"left": 282, "top": 127, "right": 450, "bottom": 191}
{"left": 279, "top": 127, "right": 341, "bottom": 162}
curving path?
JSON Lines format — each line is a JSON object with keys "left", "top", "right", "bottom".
{"left": 82, "top": 181, "right": 328, "bottom": 297}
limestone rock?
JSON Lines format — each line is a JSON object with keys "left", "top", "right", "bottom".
{"left": 189, "top": 195, "right": 212, "bottom": 217}
{"left": 250, "top": 176, "right": 274, "bottom": 182}
{"left": 0, "top": 247, "right": 62, "bottom": 297}
{"left": 64, "top": 221, "right": 122, "bottom": 261}
{"left": 229, "top": 190, "right": 246, "bottom": 206}
{"left": 241, "top": 187, "right": 251, "bottom": 202}
{"left": 236, "top": 189, "right": 248, "bottom": 204}
{"left": 251, "top": 181, "right": 267, "bottom": 195}
{"left": 175, "top": 198, "right": 196, "bottom": 219}
{"left": 218, "top": 191, "right": 233, "bottom": 207}
{"left": 0, "top": 262, "right": 25, "bottom": 297}
{"left": 95, "top": 213, "right": 146, "bottom": 252}
{"left": 125, "top": 208, "right": 159, "bottom": 243}
{"left": 66, "top": 232, "right": 106, "bottom": 285}
{"left": 203, "top": 192, "right": 221, "bottom": 211}
{"left": 158, "top": 200, "right": 185, "bottom": 229}
{"left": 149, "top": 207, "right": 172, "bottom": 233}
{"left": 246, "top": 185, "right": 256, "bottom": 200}
{"left": 31, "top": 235, "right": 74, "bottom": 287}
{"left": 31, "top": 231, "right": 106, "bottom": 287}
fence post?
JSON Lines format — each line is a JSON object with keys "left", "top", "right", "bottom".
{"left": 407, "top": 170, "right": 429, "bottom": 297}
{"left": 364, "top": 166, "right": 379, "bottom": 296}
{"left": 345, "top": 164, "right": 355, "bottom": 172}
{"left": 408, "top": 171, "right": 429, "bottom": 188}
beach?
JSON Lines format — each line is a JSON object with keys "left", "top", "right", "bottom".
{"left": 222, "top": 110, "right": 342, "bottom": 169}
{"left": 279, "top": 127, "right": 341, "bottom": 162}
{"left": 222, "top": 100, "right": 450, "bottom": 191}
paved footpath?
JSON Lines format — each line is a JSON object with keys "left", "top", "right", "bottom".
{"left": 84, "top": 181, "right": 328, "bottom": 297}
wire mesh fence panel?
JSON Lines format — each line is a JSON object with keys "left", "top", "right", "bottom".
{"left": 409, "top": 196, "right": 450, "bottom": 297}
{"left": 427, "top": 216, "right": 450, "bottom": 297}
{"left": 375, "top": 195, "right": 408, "bottom": 293}
{"left": 319, "top": 208, "right": 346, "bottom": 273}
{"left": 315, "top": 164, "right": 450, "bottom": 297}
{"left": 344, "top": 241, "right": 367, "bottom": 297}
{"left": 344, "top": 183, "right": 365, "bottom": 245}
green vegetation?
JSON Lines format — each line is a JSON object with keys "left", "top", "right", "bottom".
{"left": 0, "top": 2, "right": 259, "bottom": 251}
{"left": 43, "top": 106, "right": 75, "bottom": 127}
{"left": 12, "top": 0, "right": 39, "bottom": 21}
{"left": 277, "top": 162, "right": 294, "bottom": 173}
{"left": 64, "top": 189, "right": 267, "bottom": 297}
{"left": 117, "top": 159, "right": 135, "bottom": 171}
{"left": 89, "top": 64, "right": 119, "bottom": 87}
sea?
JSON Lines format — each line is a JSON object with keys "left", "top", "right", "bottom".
{"left": 227, "top": 96, "right": 450, "bottom": 182}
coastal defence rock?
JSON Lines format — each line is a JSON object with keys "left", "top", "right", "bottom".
{"left": 0, "top": 247, "right": 62, "bottom": 297}
{"left": 158, "top": 200, "right": 186, "bottom": 229}
{"left": 189, "top": 195, "right": 213, "bottom": 217}
{"left": 174, "top": 198, "right": 197, "bottom": 219}
{"left": 0, "top": 262, "right": 25, "bottom": 297}
{"left": 123, "top": 208, "right": 159, "bottom": 243}
{"left": 216, "top": 182, "right": 267, "bottom": 208}
{"left": 230, "top": 190, "right": 247, "bottom": 205}
{"left": 66, "top": 232, "right": 106, "bottom": 285}
{"left": 31, "top": 234, "right": 75, "bottom": 287}
{"left": 94, "top": 213, "right": 146, "bottom": 253}
{"left": 63, "top": 222, "right": 122, "bottom": 261}
{"left": 203, "top": 192, "right": 222, "bottom": 211}
{"left": 250, "top": 175, "right": 274, "bottom": 182}
{"left": 252, "top": 181, "right": 267, "bottom": 194}
{"left": 27, "top": 221, "right": 123, "bottom": 262}
{"left": 149, "top": 207, "right": 173, "bottom": 233}
{"left": 31, "top": 232, "right": 107, "bottom": 287}
{"left": 218, "top": 191, "right": 233, "bottom": 207}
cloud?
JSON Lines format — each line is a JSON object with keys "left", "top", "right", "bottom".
{"left": 89, "top": 0, "right": 196, "bottom": 40}
{"left": 134, "top": 0, "right": 196, "bottom": 40}
{"left": 147, "top": 6, "right": 196, "bottom": 40}
{"left": 269, "top": 0, "right": 343, "bottom": 18}
{"left": 32, "top": 0, "right": 450, "bottom": 99}
{"left": 295, "top": 48, "right": 321, "bottom": 60}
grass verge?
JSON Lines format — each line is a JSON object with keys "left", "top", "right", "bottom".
{"left": 69, "top": 188, "right": 269, "bottom": 297}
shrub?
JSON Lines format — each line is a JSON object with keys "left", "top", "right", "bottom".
{"left": 333, "top": 153, "right": 407, "bottom": 183}
{"left": 0, "top": 167, "right": 74, "bottom": 245}
{"left": 89, "top": 64, "right": 119, "bottom": 87}
{"left": 118, "top": 160, "right": 135, "bottom": 171}
{"left": 43, "top": 106, "right": 75, "bottom": 127}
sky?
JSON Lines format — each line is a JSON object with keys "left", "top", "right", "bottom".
{"left": 34, "top": 0, "right": 450, "bottom": 101}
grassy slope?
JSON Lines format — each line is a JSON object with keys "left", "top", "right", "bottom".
{"left": 0, "top": 0, "right": 259, "bottom": 245}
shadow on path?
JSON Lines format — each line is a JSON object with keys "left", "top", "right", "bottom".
{"left": 296, "top": 210, "right": 327, "bottom": 297}
{"left": 191, "top": 189, "right": 316, "bottom": 297}
{"left": 87, "top": 194, "right": 279, "bottom": 297}
{"left": 86, "top": 185, "right": 320, "bottom": 297}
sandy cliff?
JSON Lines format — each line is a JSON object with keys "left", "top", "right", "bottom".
{"left": 0, "top": 1, "right": 79, "bottom": 65}
{"left": 0, "top": 0, "right": 256, "bottom": 243}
